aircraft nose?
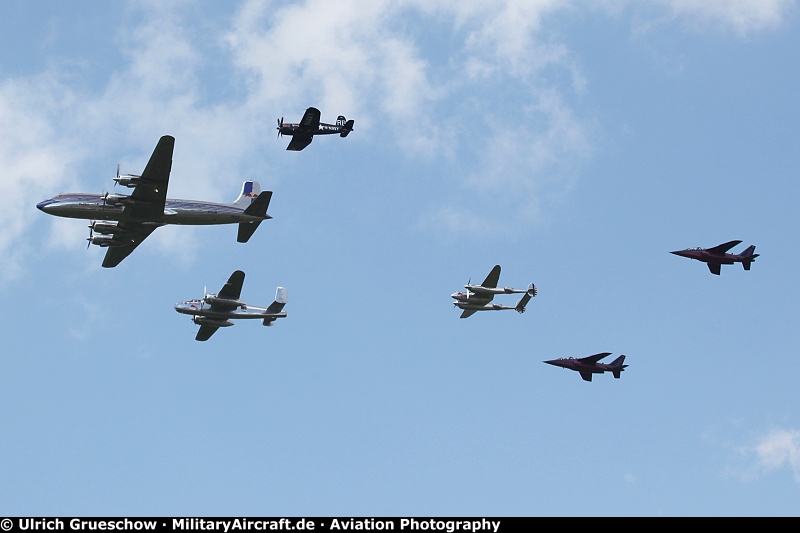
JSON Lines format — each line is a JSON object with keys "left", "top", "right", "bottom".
{"left": 36, "top": 199, "right": 52, "bottom": 212}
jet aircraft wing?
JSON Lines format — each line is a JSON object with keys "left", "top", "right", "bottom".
{"left": 579, "top": 352, "right": 612, "bottom": 365}
{"left": 708, "top": 240, "right": 742, "bottom": 255}
{"left": 101, "top": 222, "right": 158, "bottom": 268}
{"left": 286, "top": 107, "right": 320, "bottom": 151}
{"left": 707, "top": 262, "right": 722, "bottom": 275}
{"left": 579, "top": 371, "right": 593, "bottom": 382}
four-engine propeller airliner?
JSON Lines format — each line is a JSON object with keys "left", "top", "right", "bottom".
{"left": 36, "top": 135, "right": 274, "bottom": 268}
{"left": 277, "top": 107, "right": 354, "bottom": 151}
{"left": 451, "top": 264, "right": 537, "bottom": 319}
{"left": 671, "top": 240, "right": 759, "bottom": 275}
{"left": 175, "top": 270, "right": 288, "bottom": 341}
{"left": 544, "top": 353, "right": 628, "bottom": 382}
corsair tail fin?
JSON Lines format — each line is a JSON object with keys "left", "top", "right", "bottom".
{"left": 232, "top": 180, "right": 262, "bottom": 208}
{"left": 340, "top": 118, "right": 354, "bottom": 137}
{"left": 610, "top": 355, "right": 627, "bottom": 378}
{"left": 263, "top": 287, "right": 288, "bottom": 326}
{"left": 741, "top": 245, "right": 758, "bottom": 270}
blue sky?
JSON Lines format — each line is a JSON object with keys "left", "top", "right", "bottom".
{"left": 2, "top": 0, "right": 800, "bottom": 517}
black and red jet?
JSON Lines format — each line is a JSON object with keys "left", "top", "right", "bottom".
{"left": 544, "top": 353, "right": 628, "bottom": 382}
{"left": 670, "top": 240, "right": 759, "bottom": 275}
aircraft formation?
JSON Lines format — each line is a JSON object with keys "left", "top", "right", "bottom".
{"left": 36, "top": 107, "right": 758, "bottom": 366}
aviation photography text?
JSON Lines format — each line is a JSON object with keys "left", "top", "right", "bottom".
{"left": 6, "top": 519, "right": 504, "bottom": 533}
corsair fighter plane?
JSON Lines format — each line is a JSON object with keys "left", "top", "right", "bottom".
{"left": 451, "top": 265, "right": 537, "bottom": 319}
{"left": 671, "top": 240, "right": 759, "bottom": 275}
{"left": 277, "top": 107, "right": 354, "bottom": 151}
{"left": 37, "top": 135, "right": 274, "bottom": 267}
{"left": 175, "top": 270, "right": 288, "bottom": 341}
{"left": 544, "top": 353, "right": 628, "bottom": 382}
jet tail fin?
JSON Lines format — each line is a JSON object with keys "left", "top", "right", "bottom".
{"left": 740, "top": 245, "right": 758, "bottom": 270}
{"left": 610, "top": 355, "right": 627, "bottom": 378}
{"left": 237, "top": 191, "right": 273, "bottom": 243}
{"left": 263, "top": 287, "right": 288, "bottom": 326}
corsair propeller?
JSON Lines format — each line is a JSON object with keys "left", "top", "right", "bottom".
{"left": 277, "top": 117, "right": 284, "bottom": 138}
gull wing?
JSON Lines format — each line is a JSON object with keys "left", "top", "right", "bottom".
{"left": 286, "top": 107, "right": 320, "bottom": 151}
{"left": 124, "top": 135, "right": 173, "bottom": 220}
{"left": 578, "top": 352, "right": 612, "bottom": 365}
{"left": 708, "top": 240, "right": 742, "bottom": 255}
{"left": 101, "top": 223, "right": 158, "bottom": 268}
{"left": 286, "top": 134, "right": 313, "bottom": 151}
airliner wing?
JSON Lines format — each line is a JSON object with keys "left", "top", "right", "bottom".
{"left": 101, "top": 222, "right": 158, "bottom": 268}
{"left": 125, "top": 135, "right": 173, "bottom": 219}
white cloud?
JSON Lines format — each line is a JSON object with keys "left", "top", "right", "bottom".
{"left": 721, "top": 427, "right": 800, "bottom": 485}
{"left": 753, "top": 429, "right": 800, "bottom": 483}
{"left": 636, "top": 0, "right": 797, "bottom": 36}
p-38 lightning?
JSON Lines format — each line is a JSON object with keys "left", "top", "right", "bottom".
{"left": 277, "top": 107, "right": 354, "bottom": 151}
{"left": 451, "top": 264, "right": 537, "bottom": 319}
{"left": 36, "top": 135, "right": 274, "bottom": 267}
{"left": 175, "top": 270, "right": 287, "bottom": 341}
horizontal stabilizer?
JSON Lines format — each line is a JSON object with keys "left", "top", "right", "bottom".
{"left": 238, "top": 191, "right": 273, "bottom": 243}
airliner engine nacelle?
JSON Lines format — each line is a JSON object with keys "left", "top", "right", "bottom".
{"left": 192, "top": 317, "right": 234, "bottom": 327}
{"left": 203, "top": 295, "right": 246, "bottom": 308}
{"left": 102, "top": 193, "right": 133, "bottom": 206}
{"left": 88, "top": 235, "right": 133, "bottom": 247}
{"left": 113, "top": 174, "right": 144, "bottom": 188}
{"left": 89, "top": 221, "right": 120, "bottom": 235}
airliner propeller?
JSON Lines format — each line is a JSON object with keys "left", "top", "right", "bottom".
{"left": 87, "top": 221, "right": 95, "bottom": 249}
{"left": 115, "top": 164, "right": 120, "bottom": 187}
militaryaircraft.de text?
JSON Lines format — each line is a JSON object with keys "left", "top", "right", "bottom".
{"left": 175, "top": 270, "right": 288, "bottom": 341}
{"left": 37, "top": 135, "right": 274, "bottom": 268}
{"left": 671, "top": 240, "right": 759, "bottom": 275}
{"left": 543, "top": 353, "right": 628, "bottom": 382}
{"left": 451, "top": 264, "right": 537, "bottom": 319}
{"left": 277, "top": 107, "right": 354, "bottom": 151}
